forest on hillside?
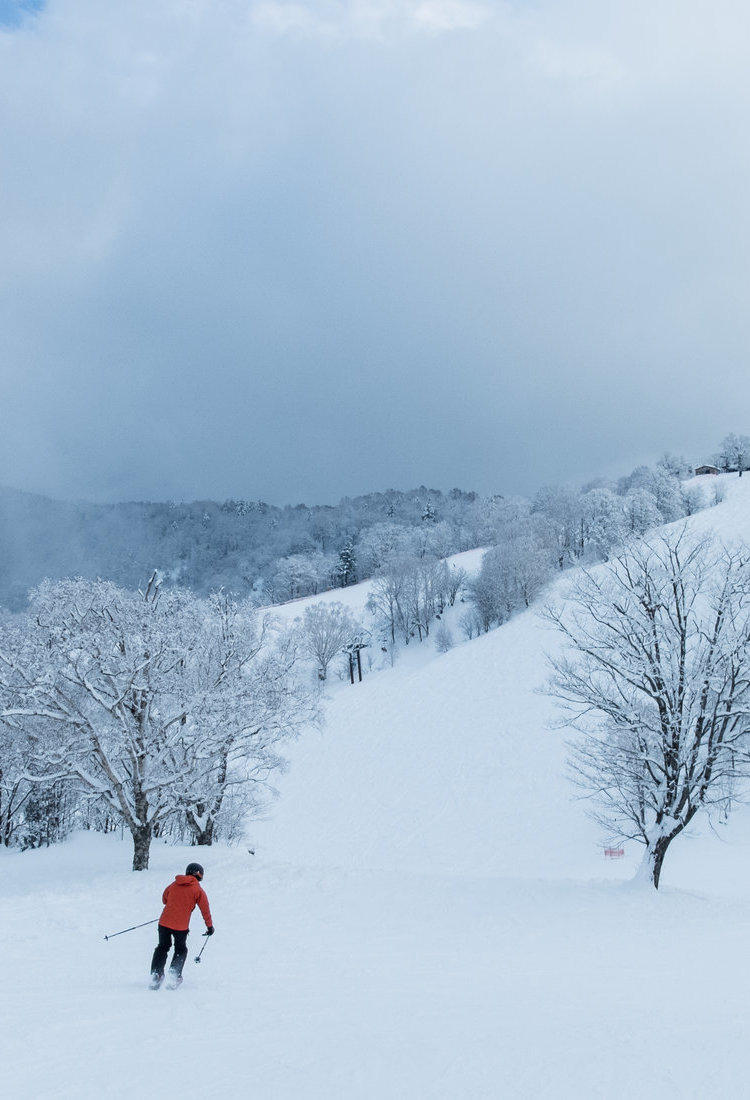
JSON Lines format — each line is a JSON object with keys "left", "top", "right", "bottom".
{"left": 0, "top": 451, "right": 717, "bottom": 612}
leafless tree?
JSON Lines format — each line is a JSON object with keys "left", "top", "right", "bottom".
{"left": 299, "top": 601, "right": 360, "bottom": 681}
{"left": 544, "top": 529, "right": 750, "bottom": 888}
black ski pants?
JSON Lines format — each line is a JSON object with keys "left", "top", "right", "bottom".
{"left": 151, "top": 925, "right": 189, "bottom": 978}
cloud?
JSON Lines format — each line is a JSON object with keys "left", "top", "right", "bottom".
{"left": 1, "top": 1, "right": 750, "bottom": 503}
{"left": 411, "top": 1, "right": 491, "bottom": 32}
{"left": 249, "top": 0, "right": 492, "bottom": 40}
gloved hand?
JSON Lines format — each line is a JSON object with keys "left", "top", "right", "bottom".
{"left": 204, "top": 926, "right": 215, "bottom": 936}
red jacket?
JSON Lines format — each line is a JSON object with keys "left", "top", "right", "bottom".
{"left": 159, "top": 875, "right": 213, "bottom": 932}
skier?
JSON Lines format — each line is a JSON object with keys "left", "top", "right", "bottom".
{"left": 149, "top": 862, "right": 214, "bottom": 989}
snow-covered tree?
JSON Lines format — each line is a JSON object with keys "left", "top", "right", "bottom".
{"left": 0, "top": 575, "right": 317, "bottom": 868}
{"left": 299, "top": 601, "right": 361, "bottom": 681}
{"left": 445, "top": 564, "right": 468, "bottom": 607}
{"left": 0, "top": 610, "right": 38, "bottom": 845}
{"left": 622, "top": 488, "right": 661, "bottom": 537}
{"left": 402, "top": 557, "right": 449, "bottom": 641}
{"left": 269, "top": 551, "right": 336, "bottom": 601}
{"left": 366, "top": 555, "right": 413, "bottom": 646}
{"left": 356, "top": 523, "right": 410, "bottom": 575}
{"left": 458, "top": 608, "right": 483, "bottom": 640}
{"left": 715, "top": 432, "right": 750, "bottom": 477}
{"left": 531, "top": 485, "right": 582, "bottom": 567}
{"left": 648, "top": 469, "right": 689, "bottom": 523}
{"left": 366, "top": 555, "right": 453, "bottom": 647}
{"left": 0, "top": 575, "right": 201, "bottom": 868}
{"left": 469, "top": 533, "right": 554, "bottom": 630}
{"left": 0, "top": 714, "right": 35, "bottom": 847}
{"left": 467, "top": 562, "right": 500, "bottom": 633}
{"left": 657, "top": 452, "right": 693, "bottom": 479}
{"left": 177, "top": 598, "right": 317, "bottom": 845}
{"left": 544, "top": 530, "right": 750, "bottom": 888}
{"left": 412, "top": 520, "right": 455, "bottom": 562}
{"left": 581, "top": 487, "right": 625, "bottom": 560}
{"left": 618, "top": 466, "right": 688, "bottom": 526}
{"left": 337, "top": 540, "right": 357, "bottom": 587}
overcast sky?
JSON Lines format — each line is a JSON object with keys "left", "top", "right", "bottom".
{"left": 1, "top": 0, "right": 749, "bottom": 505}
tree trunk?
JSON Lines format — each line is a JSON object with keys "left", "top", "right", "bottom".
{"left": 131, "top": 823, "right": 152, "bottom": 870}
{"left": 647, "top": 834, "right": 673, "bottom": 889}
{"left": 194, "top": 819, "right": 215, "bottom": 846}
{"left": 185, "top": 803, "right": 218, "bottom": 846}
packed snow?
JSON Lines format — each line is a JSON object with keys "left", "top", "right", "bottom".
{"left": 4, "top": 475, "right": 750, "bottom": 1099}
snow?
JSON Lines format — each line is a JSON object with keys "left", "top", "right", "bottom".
{"left": 5, "top": 476, "right": 750, "bottom": 1098}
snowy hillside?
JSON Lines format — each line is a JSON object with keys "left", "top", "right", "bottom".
{"left": 5, "top": 475, "right": 750, "bottom": 1099}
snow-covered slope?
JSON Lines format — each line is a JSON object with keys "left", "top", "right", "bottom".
{"left": 254, "top": 593, "right": 597, "bottom": 880}
{"left": 4, "top": 475, "right": 750, "bottom": 1100}
{"left": 255, "top": 474, "right": 748, "bottom": 883}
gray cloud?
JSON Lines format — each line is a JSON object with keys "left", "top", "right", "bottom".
{"left": 2, "top": 0, "right": 750, "bottom": 503}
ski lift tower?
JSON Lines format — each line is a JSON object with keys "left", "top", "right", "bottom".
{"left": 343, "top": 630, "right": 371, "bottom": 684}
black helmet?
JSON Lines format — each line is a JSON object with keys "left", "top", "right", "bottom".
{"left": 185, "top": 862, "right": 204, "bottom": 880}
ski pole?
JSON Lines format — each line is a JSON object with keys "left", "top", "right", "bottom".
{"left": 194, "top": 932, "right": 212, "bottom": 964}
{"left": 104, "top": 918, "right": 159, "bottom": 941}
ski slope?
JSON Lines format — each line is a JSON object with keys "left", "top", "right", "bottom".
{"left": 4, "top": 474, "right": 750, "bottom": 1099}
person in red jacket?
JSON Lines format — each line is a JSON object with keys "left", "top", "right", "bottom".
{"left": 149, "top": 862, "right": 214, "bottom": 989}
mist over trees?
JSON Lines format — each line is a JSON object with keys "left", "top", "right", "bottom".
{"left": 0, "top": 451, "right": 710, "bottom": 620}
{"left": 0, "top": 486, "right": 482, "bottom": 611}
